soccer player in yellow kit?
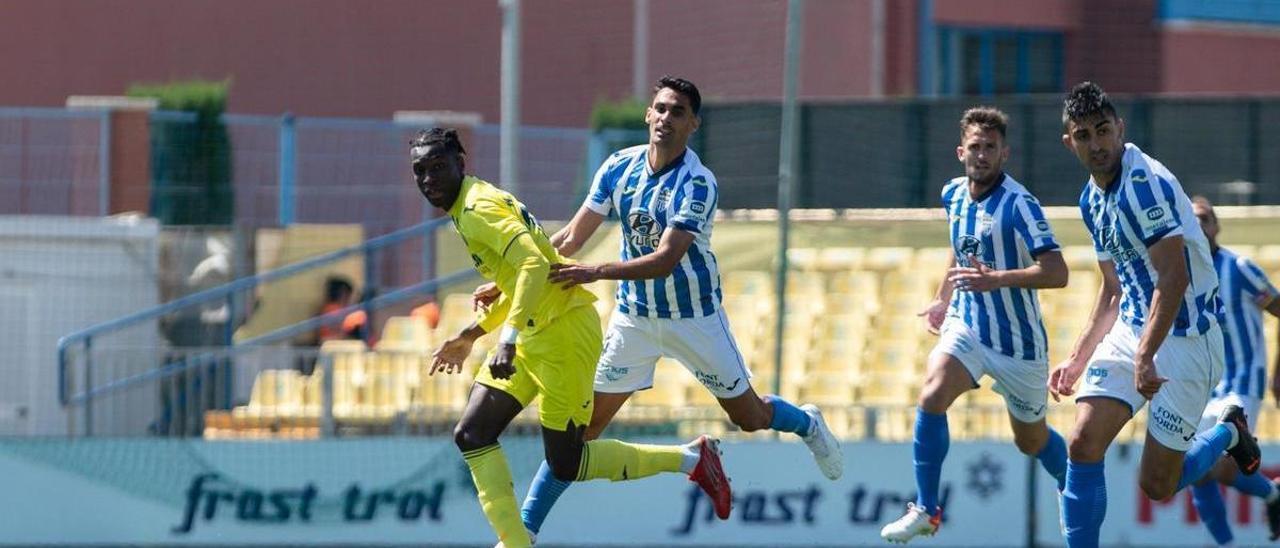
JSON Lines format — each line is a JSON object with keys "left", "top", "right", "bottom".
{"left": 411, "top": 128, "right": 732, "bottom": 548}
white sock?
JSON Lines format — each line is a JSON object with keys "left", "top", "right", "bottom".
{"left": 679, "top": 440, "right": 701, "bottom": 474}
{"left": 1223, "top": 422, "right": 1240, "bottom": 449}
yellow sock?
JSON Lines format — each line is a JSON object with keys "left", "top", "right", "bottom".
{"left": 462, "top": 444, "right": 529, "bottom": 548}
{"left": 577, "top": 439, "right": 684, "bottom": 482}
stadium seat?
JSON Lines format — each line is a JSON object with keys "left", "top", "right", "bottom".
{"left": 1257, "top": 245, "right": 1280, "bottom": 273}
{"left": 816, "top": 247, "right": 866, "bottom": 271}
{"left": 864, "top": 247, "right": 914, "bottom": 271}
{"left": 912, "top": 247, "right": 954, "bottom": 271}
{"left": 1061, "top": 246, "right": 1098, "bottom": 270}
{"left": 378, "top": 315, "right": 433, "bottom": 352}
{"left": 722, "top": 270, "right": 773, "bottom": 297}
{"left": 786, "top": 247, "right": 820, "bottom": 270}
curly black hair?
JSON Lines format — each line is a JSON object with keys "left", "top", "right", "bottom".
{"left": 409, "top": 127, "right": 466, "bottom": 155}
{"left": 654, "top": 75, "right": 702, "bottom": 115}
{"left": 1062, "top": 81, "right": 1118, "bottom": 129}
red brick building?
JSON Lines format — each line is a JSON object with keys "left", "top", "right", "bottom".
{"left": 2, "top": 0, "right": 1278, "bottom": 126}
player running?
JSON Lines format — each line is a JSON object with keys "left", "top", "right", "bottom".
{"left": 1049, "top": 81, "right": 1261, "bottom": 548}
{"left": 1186, "top": 196, "right": 1280, "bottom": 545}
{"left": 411, "top": 128, "right": 731, "bottom": 548}
{"left": 881, "top": 107, "right": 1070, "bottom": 543}
{"left": 477, "top": 76, "right": 841, "bottom": 540}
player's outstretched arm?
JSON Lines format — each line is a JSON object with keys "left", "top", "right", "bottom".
{"left": 1272, "top": 320, "right": 1280, "bottom": 408}
{"left": 1133, "top": 236, "right": 1190, "bottom": 399}
{"left": 957, "top": 250, "right": 1069, "bottom": 291}
{"left": 549, "top": 227, "right": 695, "bottom": 287}
{"left": 919, "top": 255, "right": 957, "bottom": 334}
{"left": 550, "top": 206, "right": 607, "bottom": 258}
{"left": 1049, "top": 260, "right": 1121, "bottom": 400}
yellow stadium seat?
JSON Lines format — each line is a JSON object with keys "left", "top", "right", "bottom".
{"left": 816, "top": 247, "right": 866, "bottom": 271}
{"left": 795, "top": 367, "right": 856, "bottom": 402}
{"left": 786, "top": 271, "right": 827, "bottom": 297}
{"left": 723, "top": 270, "right": 773, "bottom": 297}
{"left": 913, "top": 247, "right": 954, "bottom": 270}
{"left": 1256, "top": 245, "right": 1280, "bottom": 272}
{"left": 1062, "top": 246, "right": 1098, "bottom": 270}
{"left": 786, "top": 248, "right": 820, "bottom": 270}
{"left": 828, "top": 270, "right": 879, "bottom": 295}
{"left": 865, "top": 247, "right": 914, "bottom": 271}
{"left": 378, "top": 316, "right": 433, "bottom": 352}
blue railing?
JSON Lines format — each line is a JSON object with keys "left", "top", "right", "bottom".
{"left": 56, "top": 216, "right": 465, "bottom": 407}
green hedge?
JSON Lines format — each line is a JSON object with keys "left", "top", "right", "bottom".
{"left": 589, "top": 97, "right": 648, "bottom": 131}
{"left": 128, "top": 79, "right": 234, "bottom": 226}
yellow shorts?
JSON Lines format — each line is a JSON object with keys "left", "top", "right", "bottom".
{"left": 474, "top": 304, "right": 601, "bottom": 431}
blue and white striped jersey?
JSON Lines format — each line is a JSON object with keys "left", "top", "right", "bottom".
{"left": 943, "top": 174, "right": 1059, "bottom": 362}
{"left": 1212, "top": 247, "right": 1279, "bottom": 399}
{"left": 584, "top": 145, "right": 722, "bottom": 318}
{"left": 1079, "top": 143, "right": 1221, "bottom": 337}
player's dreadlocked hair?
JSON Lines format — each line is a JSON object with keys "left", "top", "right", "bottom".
{"left": 960, "top": 106, "right": 1008, "bottom": 139}
{"left": 1062, "top": 81, "right": 1117, "bottom": 129}
{"left": 654, "top": 75, "right": 702, "bottom": 115}
{"left": 409, "top": 127, "right": 466, "bottom": 155}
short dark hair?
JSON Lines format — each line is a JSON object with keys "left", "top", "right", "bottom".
{"left": 409, "top": 127, "right": 466, "bottom": 156}
{"left": 654, "top": 75, "right": 702, "bottom": 115}
{"left": 325, "top": 276, "right": 354, "bottom": 302}
{"left": 1191, "top": 195, "right": 1216, "bottom": 219}
{"left": 1062, "top": 81, "right": 1118, "bottom": 129}
{"left": 959, "top": 107, "right": 1008, "bottom": 140}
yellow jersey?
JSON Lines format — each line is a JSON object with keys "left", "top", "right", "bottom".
{"left": 447, "top": 176, "right": 596, "bottom": 335}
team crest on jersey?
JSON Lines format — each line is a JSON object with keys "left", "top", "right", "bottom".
{"left": 978, "top": 213, "right": 995, "bottom": 236}
{"left": 956, "top": 235, "right": 984, "bottom": 265}
{"left": 1035, "top": 220, "right": 1050, "bottom": 233}
{"left": 627, "top": 211, "right": 662, "bottom": 249}
{"left": 1098, "top": 225, "right": 1140, "bottom": 263}
{"left": 656, "top": 188, "right": 673, "bottom": 209}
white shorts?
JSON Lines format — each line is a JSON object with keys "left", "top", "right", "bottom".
{"left": 932, "top": 320, "right": 1049, "bottom": 423}
{"left": 594, "top": 308, "right": 753, "bottom": 399}
{"left": 1077, "top": 322, "right": 1225, "bottom": 451}
{"left": 1197, "top": 392, "right": 1261, "bottom": 432}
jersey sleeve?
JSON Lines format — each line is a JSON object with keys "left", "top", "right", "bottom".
{"left": 459, "top": 198, "right": 548, "bottom": 333}
{"left": 458, "top": 197, "right": 530, "bottom": 258}
{"left": 1013, "top": 195, "right": 1060, "bottom": 258}
{"left": 583, "top": 154, "right": 619, "bottom": 216}
{"left": 476, "top": 292, "right": 513, "bottom": 333}
{"left": 670, "top": 174, "right": 717, "bottom": 234}
{"left": 1079, "top": 192, "right": 1111, "bottom": 262}
{"left": 1237, "top": 256, "right": 1280, "bottom": 306}
{"left": 1123, "top": 170, "right": 1184, "bottom": 247}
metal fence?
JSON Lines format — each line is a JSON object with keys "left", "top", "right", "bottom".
{"left": 702, "top": 95, "right": 1280, "bottom": 209}
{"left": 0, "top": 107, "right": 108, "bottom": 216}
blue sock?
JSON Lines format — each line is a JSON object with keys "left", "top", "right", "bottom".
{"left": 1191, "top": 481, "right": 1234, "bottom": 545}
{"left": 763, "top": 395, "right": 812, "bottom": 436}
{"left": 1178, "top": 424, "right": 1234, "bottom": 492}
{"left": 1232, "top": 469, "right": 1276, "bottom": 500}
{"left": 1063, "top": 459, "right": 1106, "bottom": 548}
{"left": 1037, "top": 428, "right": 1068, "bottom": 492}
{"left": 913, "top": 409, "right": 949, "bottom": 512}
{"left": 520, "top": 461, "right": 571, "bottom": 534}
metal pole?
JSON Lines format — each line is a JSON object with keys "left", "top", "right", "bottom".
{"left": 279, "top": 113, "right": 296, "bottom": 226}
{"left": 869, "top": 0, "right": 886, "bottom": 98}
{"left": 500, "top": 0, "right": 522, "bottom": 196}
{"left": 83, "top": 337, "right": 93, "bottom": 437}
{"left": 772, "top": 0, "right": 805, "bottom": 397}
{"left": 98, "top": 110, "right": 112, "bottom": 215}
{"left": 632, "top": 0, "right": 650, "bottom": 100}
{"left": 321, "top": 352, "right": 335, "bottom": 437}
